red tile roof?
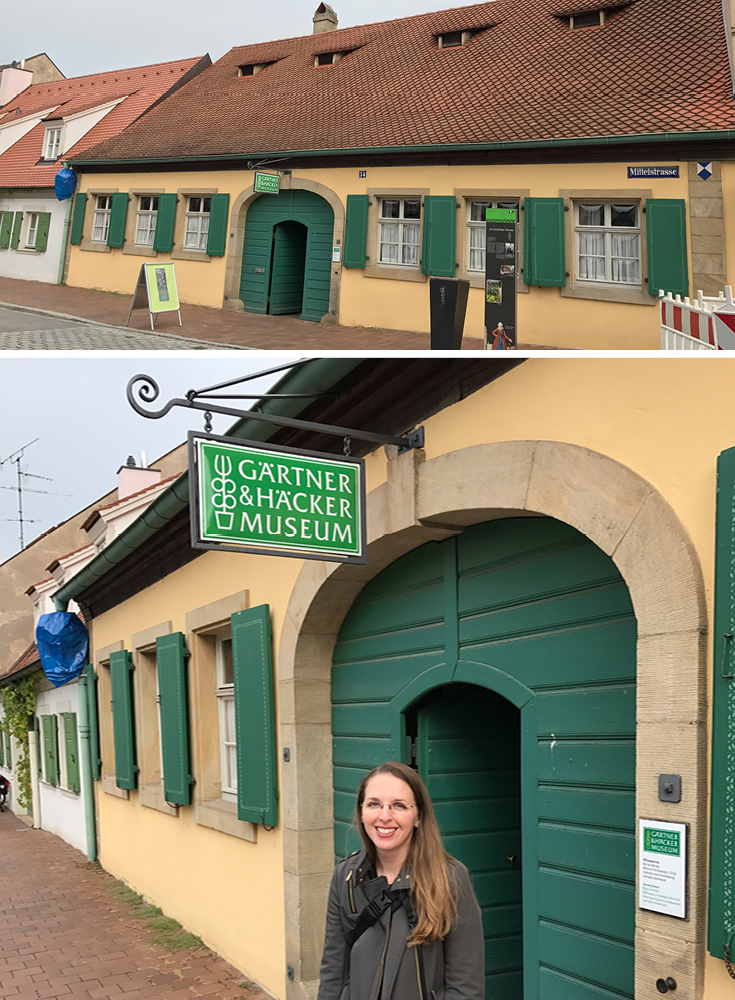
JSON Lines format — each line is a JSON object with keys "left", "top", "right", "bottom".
{"left": 0, "top": 56, "right": 208, "bottom": 188}
{"left": 72, "top": 0, "right": 735, "bottom": 163}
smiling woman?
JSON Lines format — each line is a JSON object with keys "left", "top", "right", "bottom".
{"left": 318, "top": 761, "right": 485, "bottom": 1000}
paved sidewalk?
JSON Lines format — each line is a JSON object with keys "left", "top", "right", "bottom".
{"left": 0, "top": 276, "right": 554, "bottom": 351}
{"left": 0, "top": 306, "right": 246, "bottom": 350}
{"left": 0, "top": 809, "right": 272, "bottom": 999}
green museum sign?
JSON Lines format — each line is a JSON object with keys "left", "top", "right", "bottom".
{"left": 189, "top": 433, "right": 366, "bottom": 563}
{"left": 254, "top": 172, "right": 281, "bottom": 194}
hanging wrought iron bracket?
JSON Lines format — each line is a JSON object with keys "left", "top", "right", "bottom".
{"left": 246, "top": 156, "right": 292, "bottom": 170}
{"left": 127, "top": 374, "right": 425, "bottom": 451}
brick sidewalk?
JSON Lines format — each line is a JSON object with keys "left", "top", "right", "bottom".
{"left": 0, "top": 809, "right": 272, "bottom": 1000}
{"left": 0, "top": 276, "right": 486, "bottom": 351}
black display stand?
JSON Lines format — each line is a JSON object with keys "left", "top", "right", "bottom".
{"left": 429, "top": 277, "right": 470, "bottom": 350}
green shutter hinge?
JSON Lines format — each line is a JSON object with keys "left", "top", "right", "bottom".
{"left": 133, "top": 765, "right": 141, "bottom": 773}
{"left": 188, "top": 774, "right": 196, "bottom": 785}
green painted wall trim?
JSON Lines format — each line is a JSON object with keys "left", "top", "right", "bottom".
{"left": 708, "top": 445, "right": 735, "bottom": 959}
{"left": 67, "top": 129, "right": 735, "bottom": 167}
{"left": 51, "top": 359, "right": 364, "bottom": 611}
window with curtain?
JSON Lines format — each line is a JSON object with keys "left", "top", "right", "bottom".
{"left": 92, "top": 195, "right": 113, "bottom": 242}
{"left": 467, "top": 199, "right": 519, "bottom": 273}
{"left": 184, "top": 196, "right": 211, "bottom": 250}
{"left": 135, "top": 195, "right": 159, "bottom": 245}
{"left": 378, "top": 198, "right": 421, "bottom": 268}
{"left": 216, "top": 633, "right": 237, "bottom": 801}
{"left": 575, "top": 201, "right": 641, "bottom": 286}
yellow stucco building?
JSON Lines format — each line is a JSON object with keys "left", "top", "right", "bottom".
{"left": 64, "top": 0, "right": 735, "bottom": 349}
{"left": 51, "top": 357, "right": 735, "bottom": 1000}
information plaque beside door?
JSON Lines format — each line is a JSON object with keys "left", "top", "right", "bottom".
{"left": 638, "top": 819, "right": 687, "bottom": 918}
{"left": 189, "top": 432, "right": 366, "bottom": 563}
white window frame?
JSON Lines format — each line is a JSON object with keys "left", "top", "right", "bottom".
{"left": 25, "top": 212, "right": 39, "bottom": 250}
{"left": 466, "top": 199, "right": 520, "bottom": 274}
{"left": 574, "top": 200, "right": 642, "bottom": 289}
{"left": 44, "top": 126, "right": 62, "bottom": 160}
{"left": 183, "top": 196, "right": 211, "bottom": 251}
{"left": 92, "top": 195, "right": 113, "bottom": 243}
{"left": 135, "top": 195, "right": 159, "bottom": 246}
{"left": 215, "top": 632, "right": 237, "bottom": 803}
{"left": 378, "top": 197, "right": 421, "bottom": 269}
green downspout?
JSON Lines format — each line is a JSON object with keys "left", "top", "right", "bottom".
{"left": 77, "top": 667, "right": 97, "bottom": 862}
{"left": 56, "top": 163, "right": 73, "bottom": 285}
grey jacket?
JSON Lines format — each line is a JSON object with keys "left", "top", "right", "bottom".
{"left": 317, "top": 850, "right": 485, "bottom": 1000}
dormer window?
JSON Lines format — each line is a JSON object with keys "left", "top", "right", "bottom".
{"left": 313, "top": 50, "right": 349, "bottom": 66}
{"left": 43, "top": 124, "right": 62, "bottom": 160}
{"left": 237, "top": 62, "right": 274, "bottom": 76}
{"left": 570, "top": 10, "right": 604, "bottom": 27}
{"left": 437, "top": 30, "right": 473, "bottom": 48}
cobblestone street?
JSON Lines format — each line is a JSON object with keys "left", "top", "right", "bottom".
{"left": 0, "top": 809, "right": 271, "bottom": 999}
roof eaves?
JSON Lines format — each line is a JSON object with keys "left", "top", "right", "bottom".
{"left": 51, "top": 358, "right": 363, "bottom": 612}
{"left": 68, "top": 128, "right": 735, "bottom": 167}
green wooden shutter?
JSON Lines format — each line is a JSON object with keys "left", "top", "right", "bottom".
{"left": 343, "top": 195, "right": 369, "bottom": 268}
{"left": 4, "top": 728, "right": 12, "bottom": 769}
{"left": 421, "top": 195, "right": 457, "bottom": 278}
{"left": 156, "top": 632, "right": 192, "bottom": 805}
{"left": 84, "top": 662, "right": 101, "bottom": 780}
{"left": 0, "top": 212, "right": 12, "bottom": 249}
{"left": 524, "top": 197, "right": 566, "bottom": 286}
{"left": 10, "top": 212, "right": 23, "bottom": 249}
{"left": 42, "top": 714, "right": 58, "bottom": 785}
{"left": 152, "top": 193, "right": 177, "bottom": 252}
{"left": 646, "top": 199, "right": 688, "bottom": 298}
{"left": 206, "top": 193, "right": 230, "bottom": 256}
{"left": 709, "top": 445, "right": 735, "bottom": 960}
{"left": 62, "top": 712, "right": 80, "bottom": 792}
{"left": 34, "top": 212, "right": 51, "bottom": 253}
{"left": 109, "top": 649, "right": 137, "bottom": 790}
{"left": 107, "top": 193, "right": 128, "bottom": 249}
{"left": 232, "top": 605, "right": 278, "bottom": 826}
{"left": 70, "top": 192, "right": 87, "bottom": 245}
{"left": 0, "top": 725, "right": 5, "bottom": 767}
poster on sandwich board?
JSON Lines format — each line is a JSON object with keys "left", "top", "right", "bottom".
{"left": 126, "top": 262, "right": 181, "bottom": 332}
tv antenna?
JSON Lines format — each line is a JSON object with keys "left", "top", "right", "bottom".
{"left": 0, "top": 438, "right": 71, "bottom": 551}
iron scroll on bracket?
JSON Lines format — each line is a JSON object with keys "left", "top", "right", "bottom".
{"left": 126, "top": 367, "right": 425, "bottom": 453}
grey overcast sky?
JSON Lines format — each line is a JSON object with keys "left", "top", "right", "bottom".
{"left": 0, "top": 355, "right": 301, "bottom": 567}
{"left": 5, "top": 0, "right": 476, "bottom": 78}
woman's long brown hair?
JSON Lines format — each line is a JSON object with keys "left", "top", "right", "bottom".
{"left": 355, "top": 761, "right": 457, "bottom": 946}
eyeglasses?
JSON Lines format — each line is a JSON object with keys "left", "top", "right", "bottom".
{"left": 362, "top": 799, "right": 417, "bottom": 813}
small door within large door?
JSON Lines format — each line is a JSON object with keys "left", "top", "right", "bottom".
{"left": 268, "top": 221, "right": 307, "bottom": 315}
{"left": 414, "top": 684, "right": 522, "bottom": 1000}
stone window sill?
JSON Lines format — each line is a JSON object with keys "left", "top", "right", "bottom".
{"left": 122, "top": 245, "right": 157, "bottom": 258}
{"left": 139, "top": 782, "right": 178, "bottom": 816}
{"left": 560, "top": 282, "right": 656, "bottom": 306}
{"left": 171, "top": 248, "right": 212, "bottom": 263}
{"left": 363, "top": 264, "right": 426, "bottom": 283}
{"left": 194, "top": 796, "right": 257, "bottom": 842}
{"left": 80, "top": 240, "right": 111, "bottom": 253}
{"left": 101, "top": 775, "right": 130, "bottom": 799}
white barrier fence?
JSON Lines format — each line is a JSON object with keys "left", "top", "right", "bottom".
{"left": 660, "top": 287, "right": 735, "bottom": 351}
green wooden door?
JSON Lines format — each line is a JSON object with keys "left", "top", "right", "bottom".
{"left": 239, "top": 190, "right": 333, "bottom": 322}
{"left": 269, "top": 221, "right": 308, "bottom": 315}
{"left": 416, "top": 685, "right": 522, "bottom": 1000}
{"left": 332, "top": 517, "right": 636, "bottom": 1000}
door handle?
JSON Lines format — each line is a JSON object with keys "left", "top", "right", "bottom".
{"left": 506, "top": 855, "right": 517, "bottom": 865}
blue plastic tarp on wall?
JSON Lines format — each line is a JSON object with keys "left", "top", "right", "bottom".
{"left": 54, "top": 168, "right": 76, "bottom": 201}
{"left": 36, "top": 612, "right": 88, "bottom": 687}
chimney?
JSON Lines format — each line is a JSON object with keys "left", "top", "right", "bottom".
{"left": 313, "top": 3, "right": 338, "bottom": 33}
{"left": 117, "top": 455, "right": 161, "bottom": 499}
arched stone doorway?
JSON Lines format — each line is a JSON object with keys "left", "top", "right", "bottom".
{"left": 222, "top": 176, "right": 344, "bottom": 324}
{"left": 279, "top": 441, "right": 706, "bottom": 1000}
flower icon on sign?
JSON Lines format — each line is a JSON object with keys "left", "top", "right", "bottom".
{"left": 211, "top": 453, "right": 236, "bottom": 531}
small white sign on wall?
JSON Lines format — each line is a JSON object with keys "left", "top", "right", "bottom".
{"left": 638, "top": 819, "right": 687, "bottom": 919}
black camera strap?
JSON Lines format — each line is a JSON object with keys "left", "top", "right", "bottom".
{"left": 347, "top": 887, "right": 409, "bottom": 949}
